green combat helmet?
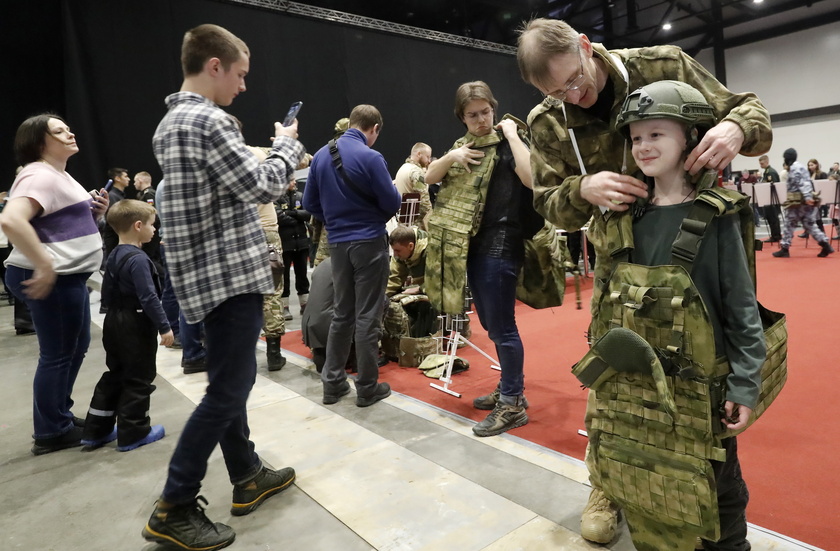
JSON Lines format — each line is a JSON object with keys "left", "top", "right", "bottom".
{"left": 615, "top": 79, "right": 717, "bottom": 145}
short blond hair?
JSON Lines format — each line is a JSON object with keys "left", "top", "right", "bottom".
{"left": 410, "top": 142, "right": 431, "bottom": 156}
{"left": 107, "top": 199, "right": 156, "bottom": 234}
{"left": 517, "top": 18, "right": 580, "bottom": 89}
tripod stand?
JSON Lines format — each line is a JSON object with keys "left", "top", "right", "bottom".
{"left": 430, "top": 288, "right": 500, "bottom": 398}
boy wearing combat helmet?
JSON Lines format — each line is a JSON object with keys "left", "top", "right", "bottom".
{"left": 595, "top": 80, "right": 765, "bottom": 549}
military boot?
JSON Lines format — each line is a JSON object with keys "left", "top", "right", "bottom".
{"left": 817, "top": 241, "right": 835, "bottom": 257}
{"left": 298, "top": 293, "right": 309, "bottom": 315}
{"left": 266, "top": 336, "right": 286, "bottom": 371}
{"left": 772, "top": 246, "right": 790, "bottom": 258}
{"left": 281, "top": 297, "right": 293, "bottom": 321}
{"left": 580, "top": 487, "right": 620, "bottom": 544}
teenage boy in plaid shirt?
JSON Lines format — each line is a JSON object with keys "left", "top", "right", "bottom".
{"left": 142, "top": 24, "right": 305, "bottom": 550}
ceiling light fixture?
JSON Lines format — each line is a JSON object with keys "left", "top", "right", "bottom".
{"left": 662, "top": 22, "right": 672, "bottom": 30}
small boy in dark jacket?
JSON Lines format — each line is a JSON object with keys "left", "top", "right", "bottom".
{"left": 82, "top": 200, "right": 173, "bottom": 451}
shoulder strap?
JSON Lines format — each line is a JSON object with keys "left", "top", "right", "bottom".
{"left": 328, "top": 139, "right": 377, "bottom": 204}
{"left": 102, "top": 248, "right": 146, "bottom": 307}
{"left": 670, "top": 186, "right": 753, "bottom": 281}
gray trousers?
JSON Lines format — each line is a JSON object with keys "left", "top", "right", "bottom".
{"left": 321, "top": 236, "right": 389, "bottom": 396}
{"left": 781, "top": 204, "right": 826, "bottom": 247}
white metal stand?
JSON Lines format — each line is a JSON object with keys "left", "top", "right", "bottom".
{"left": 398, "top": 196, "right": 420, "bottom": 226}
{"left": 430, "top": 312, "right": 500, "bottom": 398}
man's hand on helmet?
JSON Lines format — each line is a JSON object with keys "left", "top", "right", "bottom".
{"left": 684, "top": 121, "right": 745, "bottom": 175}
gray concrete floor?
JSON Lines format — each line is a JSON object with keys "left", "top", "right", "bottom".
{"left": 0, "top": 261, "right": 819, "bottom": 550}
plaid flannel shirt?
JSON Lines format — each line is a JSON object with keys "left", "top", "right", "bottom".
{"left": 153, "top": 92, "right": 304, "bottom": 323}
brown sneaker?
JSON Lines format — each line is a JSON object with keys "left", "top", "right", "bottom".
{"left": 580, "top": 487, "right": 620, "bottom": 544}
{"left": 472, "top": 397, "right": 528, "bottom": 437}
{"left": 472, "top": 384, "right": 529, "bottom": 410}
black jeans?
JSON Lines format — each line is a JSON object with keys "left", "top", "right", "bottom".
{"left": 702, "top": 437, "right": 750, "bottom": 551}
{"left": 281, "top": 248, "right": 310, "bottom": 297}
{"left": 161, "top": 294, "right": 263, "bottom": 504}
{"left": 84, "top": 307, "right": 157, "bottom": 446}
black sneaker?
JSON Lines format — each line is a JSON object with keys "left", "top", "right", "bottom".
{"left": 142, "top": 496, "right": 235, "bottom": 550}
{"left": 182, "top": 356, "right": 207, "bottom": 374}
{"left": 231, "top": 466, "right": 296, "bottom": 516}
{"left": 472, "top": 399, "right": 529, "bottom": 437}
{"left": 356, "top": 382, "right": 391, "bottom": 408}
{"left": 473, "top": 384, "right": 530, "bottom": 411}
{"left": 323, "top": 380, "right": 351, "bottom": 405}
{"left": 31, "top": 426, "right": 84, "bottom": 456}
{"left": 818, "top": 242, "right": 835, "bottom": 258}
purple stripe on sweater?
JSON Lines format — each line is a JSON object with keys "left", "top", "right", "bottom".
{"left": 32, "top": 200, "right": 99, "bottom": 244}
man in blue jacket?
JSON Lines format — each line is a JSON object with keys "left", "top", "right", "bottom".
{"left": 303, "top": 104, "right": 401, "bottom": 407}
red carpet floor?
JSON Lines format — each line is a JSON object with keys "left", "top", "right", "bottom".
{"left": 284, "top": 241, "right": 838, "bottom": 549}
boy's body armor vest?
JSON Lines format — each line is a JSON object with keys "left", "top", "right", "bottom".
{"left": 426, "top": 115, "right": 566, "bottom": 315}
{"left": 572, "top": 185, "right": 787, "bottom": 541}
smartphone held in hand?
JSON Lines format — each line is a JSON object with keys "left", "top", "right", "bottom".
{"left": 282, "top": 101, "right": 303, "bottom": 127}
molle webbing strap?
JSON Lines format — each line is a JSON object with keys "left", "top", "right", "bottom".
{"left": 670, "top": 187, "right": 748, "bottom": 274}
{"left": 670, "top": 200, "right": 718, "bottom": 273}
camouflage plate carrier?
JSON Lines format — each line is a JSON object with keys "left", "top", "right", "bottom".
{"left": 426, "top": 115, "right": 566, "bottom": 315}
{"left": 382, "top": 294, "right": 439, "bottom": 367}
{"left": 572, "top": 185, "right": 787, "bottom": 541}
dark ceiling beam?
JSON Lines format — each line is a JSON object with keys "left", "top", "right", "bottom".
{"left": 675, "top": 1, "right": 713, "bottom": 25}
{"left": 601, "top": 0, "right": 615, "bottom": 48}
{"left": 646, "top": 0, "right": 678, "bottom": 44}
{"left": 626, "top": 0, "right": 638, "bottom": 30}
{"left": 685, "top": 30, "right": 715, "bottom": 58}
{"left": 662, "top": 0, "right": 828, "bottom": 43}
{"left": 721, "top": 9, "right": 840, "bottom": 49}
{"left": 710, "top": 0, "right": 726, "bottom": 85}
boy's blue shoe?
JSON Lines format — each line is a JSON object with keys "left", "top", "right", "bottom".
{"left": 117, "top": 425, "right": 165, "bottom": 452}
{"left": 80, "top": 427, "right": 118, "bottom": 451}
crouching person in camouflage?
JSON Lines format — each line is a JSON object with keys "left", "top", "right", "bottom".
{"left": 382, "top": 226, "right": 439, "bottom": 366}
{"left": 516, "top": 18, "right": 772, "bottom": 546}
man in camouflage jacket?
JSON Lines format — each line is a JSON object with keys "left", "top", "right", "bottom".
{"left": 516, "top": 18, "right": 772, "bottom": 547}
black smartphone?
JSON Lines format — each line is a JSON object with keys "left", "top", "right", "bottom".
{"left": 282, "top": 101, "right": 303, "bottom": 127}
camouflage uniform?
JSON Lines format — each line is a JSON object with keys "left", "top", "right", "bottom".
{"left": 528, "top": 46, "right": 772, "bottom": 549}
{"left": 529, "top": 42, "right": 772, "bottom": 333}
{"left": 311, "top": 220, "right": 331, "bottom": 267}
{"left": 393, "top": 159, "right": 432, "bottom": 230}
{"left": 386, "top": 228, "right": 428, "bottom": 297}
{"left": 779, "top": 161, "right": 827, "bottom": 248}
{"left": 262, "top": 228, "right": 285, "bottom": 338}
{"left": 383, "top": 229, "right": 439, "bottom": 366}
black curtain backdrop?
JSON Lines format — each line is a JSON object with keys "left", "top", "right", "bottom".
{"left": 2, "top": 0, "right": 65, "bottom": 190}
{"left": 4, "top": 0, "right": 544, "bottom": 192}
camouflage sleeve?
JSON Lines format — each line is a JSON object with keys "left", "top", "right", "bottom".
{"left": 409, "top": 168, "right": 431, "bottom": 222}
{"left": 386, "top": 256, "right": 406, "bottom": 297}
{"left": 528, "top": 105, "right": 597, "bottom": 232}
{"left": 670, "top": 49, "right": 772, "bottom": 157}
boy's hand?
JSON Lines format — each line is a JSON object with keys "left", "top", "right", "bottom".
{"left": 722, "top": 401, "right": 752, "bottom": 431}
{"left": 160, "top": 330, "right": 175, "bottom": 347}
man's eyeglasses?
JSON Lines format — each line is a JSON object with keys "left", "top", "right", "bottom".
{"left": 543, "top": 50, "right": 585, "bottom": 105}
